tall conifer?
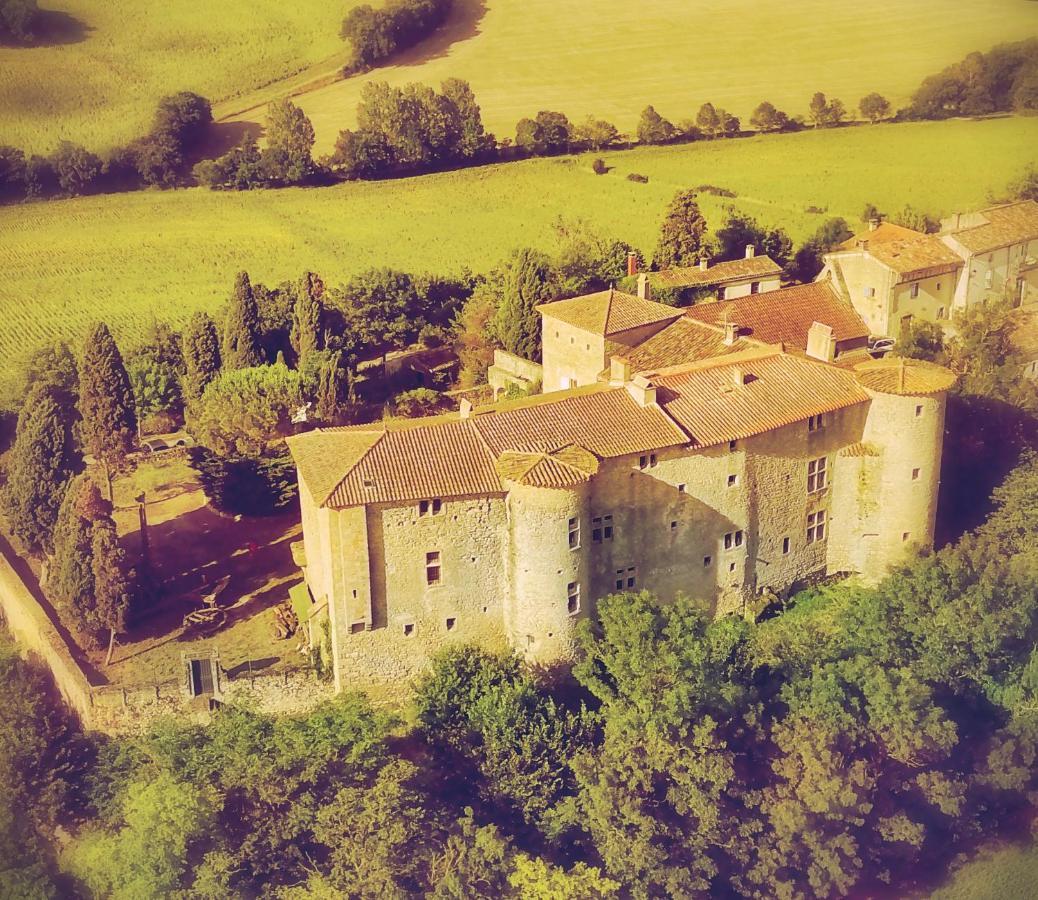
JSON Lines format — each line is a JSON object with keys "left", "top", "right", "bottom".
{"left": 290, "top": 272, "right": 324, "bottom": 368}
{"left": 223, "top": 271, "right": 263, "bottom": 369}
{"left": 183, "top": 311, "right": 221, "bottom": 402}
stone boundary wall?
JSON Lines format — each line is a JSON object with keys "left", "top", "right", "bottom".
{"left": 0, "top": 549, "right": 333, "bottom": 735}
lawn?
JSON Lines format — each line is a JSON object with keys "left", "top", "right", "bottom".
{"left": 929, "top": 842, "right": 1038, "bottom": 900}
{"left": 224, "top": 0, "right": 1038, "bottom": 153}
{"left": 1, "top": 115, "right": 1034, "bottom": 402}
{"left": 0, "top": 0, "right": 359, "bottom": 154}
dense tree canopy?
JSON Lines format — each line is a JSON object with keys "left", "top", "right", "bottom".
{"left": 653, "top": 189, "right": 709, "bottom": 268}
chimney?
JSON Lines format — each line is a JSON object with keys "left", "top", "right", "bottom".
{"left": 626, "top": 373, "right": 657, "bottom": 407}
{"left": 745, "top": 244, "right": 755, "bottom": 259}
{"left": 732, "top": 366, "right": 746, "bottom": 388}
{"left": 637, "top": 272, "right": 651, "bottom": 301}
{"left": 723, "top": 321, "right": 739, "bottom": 346}
{"left": 459, "top": 398, "right": 473, "bottom": 419}
{"left": 856, "top": 239, "right": 870, "bottom": 252}
{"left": 699, "top": 257, "right": 709, "bottom": 271}
{"left": 609, "top": 356, "right": 631, "bottom": 386}
{"left": 806, "top": 322, "right": 836, "bottom": 362}
{"left": 868, "top": 218, "right": 880, "bottom": 232}
{"left": 627, "top": 252, "right": 639, "bottom": 277}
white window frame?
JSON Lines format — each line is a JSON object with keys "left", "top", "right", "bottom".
{"left": 807, "top": 457, "right": 828, "bottom": 493}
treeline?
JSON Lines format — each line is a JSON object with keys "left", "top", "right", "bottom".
{"left": 7, "top": 443, "right": 1038, "bottom": 897}
{"left": 0, "top": 92, "right": 212, "bottom": 202}
{"left": 340, "top": 0, "right": 453, "bottom": 74}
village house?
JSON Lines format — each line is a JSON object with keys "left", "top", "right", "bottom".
{"left": 643, "top": 246, "right": 783, "bottom": 303}
{"left": 288, "top": 288, "right": 954, "bottom": 690}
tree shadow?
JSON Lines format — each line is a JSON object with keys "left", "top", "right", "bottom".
{"left": 195, "top": 120, "right": 264, "bottom": 161}
{"left": 367, "top": 0, "right": 488, "bottom": 70}
{"left": 1, "top": 8, "right": 92, "bottom": 47}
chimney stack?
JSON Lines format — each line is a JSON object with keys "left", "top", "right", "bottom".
{"left": 699, "top": 257, "right": 709, "bottom": 271}
{"left": 609, "top": 356, "right": 631, "bottom": 386}
{"left": 637, "top": 272, "right": 651, "bottom": 300}
{"left": 732, "top": 366, "right": 746, "bottom": 388}
{"left": 868, "top": 218, "right": 880, "bottom": 232}
{"left": 626, "top": 373, "right": 657, "bottom": 407}
{"left": 806, "top": 322, "right": 836, "bottom": 362}
{"left": 723, "top": 321, "right": 739, "bottom": 346}
{"left": 627, "top": 252, "right": 639, "bottom": 277}
{"left": 745, "top": 244, "right": 755, "bottom": 259}
{"left": 459, "top": 398, "right": 473, "bottom": 419}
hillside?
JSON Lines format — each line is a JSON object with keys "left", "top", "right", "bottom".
{"left": 225, "top": 0, "right": 1038, "bottom": 153}
{"left": 0, "top": 116, "right": 1034, "bottom": 402}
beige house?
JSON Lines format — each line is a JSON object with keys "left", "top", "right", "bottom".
{"left": 288, "top": 350, "right": 955, "bottom": 692}
{"left": 650, "top": 247, "right": 783, "bottom": 301}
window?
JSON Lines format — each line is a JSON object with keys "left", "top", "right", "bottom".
{"left": 592, "top": 515, "right": 614, "bottom": 543}
{"left": 729, "top": 440, "right": 738, "bottom": 451}
{"left": 724, "top": 530, "right": 744, "bottom": 550}
{"left": 419, "top": 498, "right": 443, "bottom": 517}
{"left": 678, "top": 483, "right": 686, "bottom": 493}
{"left": 445, "top": 617, "right": 456, "bottom": 631}
{"left": 403, "top": 623, "right": 415, "bottom": 637}
{"left": 937, "top": 306, "right": 946, "bottom": 320}
{"left": 807, "top": 413, "right": 824, "bottom": 432}
{"left": 426, "top": 551, "right": 441, "bottom": 585}
{"left": 350, "top": 621, "right": 366, "bottom": 634}
{"left": 807, "top": 457, "right": 828, "bottom": 493}
{"left": 615, "top": 567, "right": 637, "bottom": 590}
{"left": 915, "top": 405, "right": 923, "bottom": 417}
{"left": 703, "top": 555, "right": 712, "bottom": 567}
{"left": 912, "top": 467, "right": 921, "bottom": 481}
{"left": 568, "top": 516, "right": 580, "bottom": 550}
{"left": 186, "top": 657, "right": 218, "bottom": 697}
{"left": 750, "top": 281, "right": 760, "bottom": 294}
{"left": 806, "top": 510, "right": 827, "bottom": 544}
{"left": 910, "top": 282, "right": 920, "bottom": 299}
{"left": 902, "top": 532, "right": 910, "bottom": 542}
{"left": 729, "top": 561, "right": 736, "bottom": 573}
{"left": 782, "top": 536, "right": 790, "bottom": 554}
{"left": 567, "top": 582, "right": 580, "bottom": 615}
{"left": 864, "top": 286, "right": 876, "bottom": 298}
{"left": 670, "top": 520, "right": 678, "bottom": 530}
{"left": 727, "top": 474, "right": 738, "bottom": 487}
{"left": 638, "top": 453, "right": 658, "bottom": 469}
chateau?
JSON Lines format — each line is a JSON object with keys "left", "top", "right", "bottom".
{"left": 289, "top": 284, "right": 956, "bottom": 691}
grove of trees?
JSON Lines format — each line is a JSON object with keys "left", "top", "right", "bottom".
{"left": 340, "top": 0, "right": 453, "bottom": 74}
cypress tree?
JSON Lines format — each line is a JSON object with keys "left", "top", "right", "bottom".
{"left": 50, "top": 476, "right": 101, "bottom": 639}
{"left": 653, "top": 190, "right": 709, "bottom": 269}
{"left": 290, "top": 272, "right": 324, "bottom": 368}
{"left": 493, "top": 248, "right": 555, "bottom": 363}
{"left": 91, "top": 516, "right": 132, "bottom": 664}
{"left": 79, "top": 322, "right": 136, "bottom": 499}
{"left": 183, "top": 311, "right": 221, "bottom": 402}
{"left": 223, "top": 270, "right": 264, "bottom": 369}
{"left": 1, "top": 384, "right": 82, "bottom": 554}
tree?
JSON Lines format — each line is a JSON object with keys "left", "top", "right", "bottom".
{"left": 1009, "top": 164, "right": 1038, "bottom": 203}
{"left": 895, "top": 319, "right": 945, "bottom": 360}
{"left": 789, "top": 217, "right": 852, "bottom": 282}
{"left": 223, "top": 271, "right": 264, "bottom": 369}
{"left": 696, "top": 102, "right": 721, "bottom": 138}
{"left": 890, "top": 204, "right": 940, "bottom": 234}
{"left": 262, "top": 99, "right": 316, "bottom": 184}
{"left": 574, "top": 116, "right": 620, "bottom": 151}
{"left": 1, "top": 385, "right": 81, "bottom": 554}
{"left": 809, "top": 91, "right": 829, "bottom": 127}
{"left": 78, "top": 322, "right": 136, "bottom": 499}
{"left": 533, "top": 111, "right": 571, "bottom": 154}
{"left": 714, "top": 210, "right": 792, "bottom": 268}
{"left": 183, "top": 312, "right": 221, "bottom": 403}
{"left": 749, "top": 101, "right": 789, "bottom": 132}
{"left": 0, "top": 144, "right": 26, "bottom": 203}
{"left": 492, "top": 248, "right": 555, "bottom": 362}
{"left": 859, "top": 92, "right": 892, "bottom": 123}
{"left": 47, "top": 141, "right": 101, "bottom": 197}
{"left": 636, "top": 105, "right": 677, "bottom": 144}
{"left": 49, "top": 476, "right": 103, "bottom": 638}
{"left": 290, "top": 272, "right": 324, "bottom": 367}
{"left": 653, "top": 190, "right": 708, "bottom": 269}
{"left": 441, "top": 78, "right": 495, "bottom": 159}
{"left": 514, "top": 117, "right": 544, "bottom": 154}
{"left": 826, "top": 96, "right": 847, "bottom": 125}
{"left": 90, "top": 516, "right": 132, "bottom": 664}
{"left": 152, "top": 92, "right": 213, "bottom": 152}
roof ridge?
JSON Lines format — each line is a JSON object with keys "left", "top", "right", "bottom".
{"left": 643, "top": 345, "right": 782, "bottom": 380}
{"left": 320, "top": 430, "right": 386, "bottom": 506}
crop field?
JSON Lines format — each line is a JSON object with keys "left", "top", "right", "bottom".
{"left": 930, "top": 842, "right": 1038, "bottom": 899}
{"left": 0, "top": 0, "right": 359, "bottom": 154}
{"left": 225, "top": 0, "right": 1038, "bottom": 153}
{"left": 0, "top": 116, "right": 1035, "bottom": 400}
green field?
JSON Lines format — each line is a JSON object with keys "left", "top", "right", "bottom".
{"left": 227, "top": 0, "right": 1038, "bottom": 153}
{"left": 929, "top": 843, "right": 1038, "bottom": 900}
{"left": 1, "top": 116, "right": 1035, "bottom": 398}
{"left": 0, "top": 0, "right": 357, "bottom": 154}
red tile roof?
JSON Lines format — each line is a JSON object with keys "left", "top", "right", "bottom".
{"left": 537, "top": 288, "right": 681, "bottom": 337}
{"left": 623, "top": 317, "right": 760, "bottom": 372}
{"left": 652, "top": 255, "right": 782, "bottom": 288}
{"left": 853, "top": 357, "right": 957, "bottom": 396}
{"left": 836, "top": 222, "right": 962, "bottom": 281}
{"left": 944, "top": 201, "right": 1038, "bottom": 254}
{"left": 683, "top": 281, "right": 869, "bottom": 348}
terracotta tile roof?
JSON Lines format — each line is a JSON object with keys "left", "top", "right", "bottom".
{"left": 836, "top": 222, "right": 962, "bottom": 281}
{"left": 537, "top": 288, "right": 681, "bottom": 337}
{"left": 944, "top": 201, "right": 1038, "bottom": 254}
{"left": 839, "top": 441, "right": 881, "bottom": 458}
{"left": 623, "top": 317, "right": 760, "bottom": 373}
{"left": 473, "top": 387, "right": 688, "bottom": 458}
{"left": 495, "top": 445, "right": 599, "bottom": 487}
{"left": 648, "top": 349, "right": 871, "bottom": 449}
{"left": 853, "top": 357, "right": 957, "bottom": 396}
{"left": 288, "top": 430, "right": 383, "bottom": 505}
{"left": 652, "top": 255, "right": 782, "bottom": 288}
{"left": 683, "top": 281, "right": 870, "bottom": 347}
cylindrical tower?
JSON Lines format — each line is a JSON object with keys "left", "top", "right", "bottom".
{"left": 497, "top": 446, "right": 597, "bottom": 663}
{"left": 834, "top": 357, "right": 955, "bottom": 578}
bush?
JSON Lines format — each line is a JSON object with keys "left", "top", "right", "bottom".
{"left": 694, "top": 183, "right": 736, "bottom": 198}
{"left": 626, "top": 172, "right": 648, "bottom": 184}
{"left": 591, "top": 158, "right": 607, "bottom": 175}
{"left": 188, "top": 447, "right": 298, "bottom": 516}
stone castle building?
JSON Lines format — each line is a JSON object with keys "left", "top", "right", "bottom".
{"left": 289, "top": 284, "right": 955, "bottom": 690}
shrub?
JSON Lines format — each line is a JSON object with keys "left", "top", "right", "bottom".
{"left": 188, "top": 447, "right": 298, "bottom": 516}
{"left": 694, "top": 183, "right": 736, "bottom": 198}
{"left": 591, "top": 158, "right": 607, "bottom": 175}
{"left": 626, "top": 172, "right": 648, "bottom": 184}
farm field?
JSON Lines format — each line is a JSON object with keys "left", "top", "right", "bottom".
{"left": 226, "top": 0, "right": 1038, "bottom": 153}
{"left": 0, "top": 0, "right": 359, "bottom": 154}
{"left": 929, "top": 842, "right": 1038, "bottom": 900}
{"left": 0, "top": 116, "right": 1035, "bottom": 402}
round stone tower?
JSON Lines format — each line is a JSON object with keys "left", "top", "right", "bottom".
{"left": 497, "top": 445, "right": 597, "bottom": 664}
{"left": 829, "top": 357, "right": 956, "bottom": 579}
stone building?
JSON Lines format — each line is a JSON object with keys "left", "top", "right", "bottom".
{"left": 648, "top": 247, "right": 783, "bottom": 302}
{"left": 288, "top": 344, "right": 955, "bottom": 692}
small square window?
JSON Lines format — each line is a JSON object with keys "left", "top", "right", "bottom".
{"left": 350, "top": 621, "right": 365, "bottom": 634}
{"left": 808, "top": 413, "right": 824, "bottom": 433}
{"left": 727, "top": 474, "right": 738, "bottom": 487}
{"left": 910, "top": 282, "right": 920, "bottom": 299}
{"left": 639, "top": 455, "right": 648, "bottom": 469}
{"left": 703, "top": 555, "right": 712, "bottom": 567}
{"left": 445, "top": 617, "right": 456, "bottom": 631}
{"left": 728, "top": 562, "right": 736, "bottom": 573}
{"left": 902, "top": 532, "right": 910, "bottom": 542}
{"left": 729, "top": 440, "right": 738, "bottom": 451}
{"left": 650, "top": 453, "right": 657, "bottom": 467}
{"left": 567, "top": 582, "right": 580, "bottom": 615}
{"left": 723, "top": 530, "right": 744, "bottom": 550}
{"left": 678, "top": 483, "right": 686, "bottom": 493}
{"left": 432, "top": 498, "right": 442, "bottom": 515}
{"left": 671, "top": 520, "right": 678, "bottom": 530}
{"left": 403, "top": 623, "right": 415, "bottom": 637}
{"left": 912, "top": 467, "right": 920, "bottom": 480}
{"left": 782, "top": 536, "right": 790, "bottom": 554}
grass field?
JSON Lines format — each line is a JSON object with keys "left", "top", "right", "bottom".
{"left": 0, "top": 0, "right": 358, "bottom": 154}
{"left": 1, "top": 116, "right": 1035, "bottom": 401}
{"left": 226, "top": 0, "right": 1038, "bottom": 153}
{"left": 929, "top": 843, "right": 1038, "bottom": 900}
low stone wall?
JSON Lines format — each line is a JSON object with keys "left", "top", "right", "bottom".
{"left": 0, "top": 547, "right": 334, "bottom": 735}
